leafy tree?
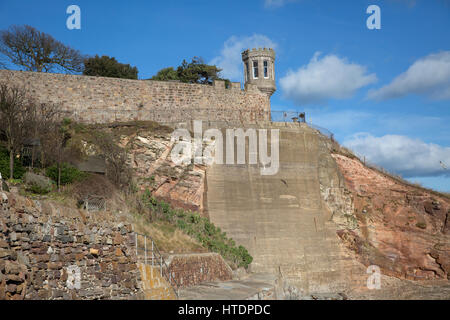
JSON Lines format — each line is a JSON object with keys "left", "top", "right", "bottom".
{"left": 151, "top": 57, "right": 229, "bottom": 85}
{"left": 0, "top": 146, "right": 25, "bottom": 179}
{"left": 83, "top": 55, "right": 138, "bottom": 79}
{"left": 46, "top": 163, "right": 85, "bottom": 185}
{"left": 0, "top": 25, "right": 85, "bottom": 73}
{"left": 151, "top": 67, "right": 179, "bottom": 81}
{"left": 177, "top": 57, "right": 222, "bottom": 84}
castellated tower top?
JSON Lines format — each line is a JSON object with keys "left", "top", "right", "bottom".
{"left": 242, "top": 48, "right": 276, "bottom": 97}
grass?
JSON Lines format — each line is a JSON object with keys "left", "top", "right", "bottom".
{"left": 133, "top": 217, "right": 206, "bottom": 254}
{"left": 329, "top": 138, "right": 450, "bottom": 201}
{"left": 139, "top": 190, "right": 253, "bottom": 269}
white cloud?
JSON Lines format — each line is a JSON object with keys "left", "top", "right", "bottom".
{"left": 368, "top": 51, "right": 450, "bottom": 101}
{"left": 307, "top": 110, "right": 372, "bottom": 131}
{"left": 344, "top": 133, "right": 450, "bottom": 178}
{"left": 280, "top": 52, "right": 377, "bottom": 105}
{"left": 210, "top": 34, "right": 277, "bottom": 81}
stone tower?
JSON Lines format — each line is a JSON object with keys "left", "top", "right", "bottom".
{"left": 242, "top": 48, "right": 276, "bottom": 97}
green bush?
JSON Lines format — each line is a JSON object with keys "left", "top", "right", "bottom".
{"left": 46, "top": 163, "right": 86, "bottom": 185}
{"left": 142, "top": 191, "right": 253, "bottom": 268}
{"left": 28, "top": 183, "right": 51, "bottom": 194}
{"left": 0, "top": 147, "right": 25, "bottom": 179}
{"left": 83, "top": 55, "right": 138, "bottom": 79}
{"left": 416, "top": 222, "right": 427, "bottom": 229}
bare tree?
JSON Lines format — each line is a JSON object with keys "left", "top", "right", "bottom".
{"left": 29, "top": 102, "right": 61, "bottom": 168}
{"left": 93, "top": 132, "right": 131, "bottom": 189}
{"left": 40, "top": 119, "right": 72, "bottom": 192}
{"left": 0, "top": 82, "right": 33, "bottom": 179}
{"left": 0, "top": 25, "right": 85, "bottom": 73}
{"left": 0, "top": 56, "right": 7, "bottom": 69}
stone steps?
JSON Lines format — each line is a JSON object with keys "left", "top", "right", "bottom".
{"left": 137, "top": 263, "right": 177, "bottom": 300}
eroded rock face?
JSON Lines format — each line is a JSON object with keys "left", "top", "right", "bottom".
{"left": 331, "top": 154, "right": 450, "bottom": 281}
{"left": 124, "top": 131, "right": 207, "bottom": 214}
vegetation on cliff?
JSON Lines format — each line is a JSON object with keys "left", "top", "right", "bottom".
{"left": 141, "top": 190, "right": 253, "bottom": 269}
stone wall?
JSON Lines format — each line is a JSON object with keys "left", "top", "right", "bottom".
{"left": 0, "top": 70, "right": 271, "bottom": 124}
{"left": 0, "top": 192, "right": 143, "bottom": 300}
{"left": 167, "top": 253, "right": 233, "bottom": 287}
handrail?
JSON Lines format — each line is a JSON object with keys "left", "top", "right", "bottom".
{"left": 134, "top": 232, "right": 180, "bottom": 298}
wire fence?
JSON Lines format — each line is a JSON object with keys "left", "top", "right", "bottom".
{"left": 81, "top": 195, "right": 107, "bottom": 212}
{"left": 306, "top": 122, "right": 335, "bottom": 140}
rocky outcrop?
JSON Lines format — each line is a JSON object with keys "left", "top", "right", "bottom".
{"left": 331, "top": 154, "right": 450, "bottom": 281}
{"left": 0, "top": 192, "right": 143, "bottom": 300}
{"left": 123, "top": 131, "right": 207, "bottom": 214}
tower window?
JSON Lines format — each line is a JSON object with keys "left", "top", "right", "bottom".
{"left": 264, "top": 60, "right": 269, "bottom": 78}
{"left": 245, "top": 62, "right": 249, "bottom": 82}
{"left": 253, "top": 61, "right": 258, "bottom": 79}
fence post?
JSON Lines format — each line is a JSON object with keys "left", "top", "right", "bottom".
{"left": 151, "top": 240, "right": 154, "bottom": 267}
{"left": 135, "top": 233, "right": 138, "bottom": 258}
{"left": 144, "top": 235, "right": 147, "bottom": 265}
{"left": 160, "top": 256, "right": 162, "bottom": 276}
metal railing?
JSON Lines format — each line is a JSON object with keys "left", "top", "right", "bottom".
{"left": 271, "top": 111, "right": 306, "bottom": 123}
{"left": 134, "top": 232, "right": 179, "bottom": 298}
{"left": 307, "top": 122, "right": 335, "bottom": 140}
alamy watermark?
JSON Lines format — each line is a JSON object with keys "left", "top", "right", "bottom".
{"left": 367, "top": 265, "right": 381, "bottom": 289}
{"left": 366, "top": 5, "right": 381, "bottom": 30}
{"left": 170, "top": 120, "right": 280, "bottom": 175}
{"left": 66, "top": 265, "right": 81, "bottom": 289}
{"left": 66, "top": 5, "right": 81, "bottom": 30}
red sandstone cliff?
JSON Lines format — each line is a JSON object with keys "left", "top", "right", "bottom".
{"left": 331, "top": 153, "right": 450, "bottom": 281}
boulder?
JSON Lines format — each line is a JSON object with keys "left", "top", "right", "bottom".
{"left": 24, "top": 172, "right": 53, "bottom": 194}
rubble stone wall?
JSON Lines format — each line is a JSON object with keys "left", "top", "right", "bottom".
{"left": 0, "top": 192, "right": 143, "bottom": 300}
{"left": 167, "top": 253, "right": 233, "bottom": 287}
{"left": 0, "top": 70, "right": 271, "bottom": 124}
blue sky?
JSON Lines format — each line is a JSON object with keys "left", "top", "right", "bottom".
{"left": 0, "top": 0, "right": 449, "bottom": 191}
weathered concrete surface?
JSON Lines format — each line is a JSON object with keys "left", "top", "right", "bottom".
{"left": 205, "top": 123, "right": 354, "bottom": 294}
{"left": 178, "top": 273, "right": 277, "bottom": 300}
{"left": 204, "top": 122, "right": 450, "bottom": 299}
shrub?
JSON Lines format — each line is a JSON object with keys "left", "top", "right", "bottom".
{"left": 416, "top": 222, "right": 427, "bottom": 229}
{"left": 141, "top": 191, "right": 253, "bottom": 268}
{"left": 24, "top": 172, "right": 53, "bottom": 194}
{"left": 83, "top": 55, "right": 138, "bottom": 79}
{"left": 46, "top": 163, "right": 86, "bottom": 185}
{"left": 0, "top": 147, "right": 25, "bottom": 179}
{"left": 28, "top": 183, "right": 51, "bottom": 194}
